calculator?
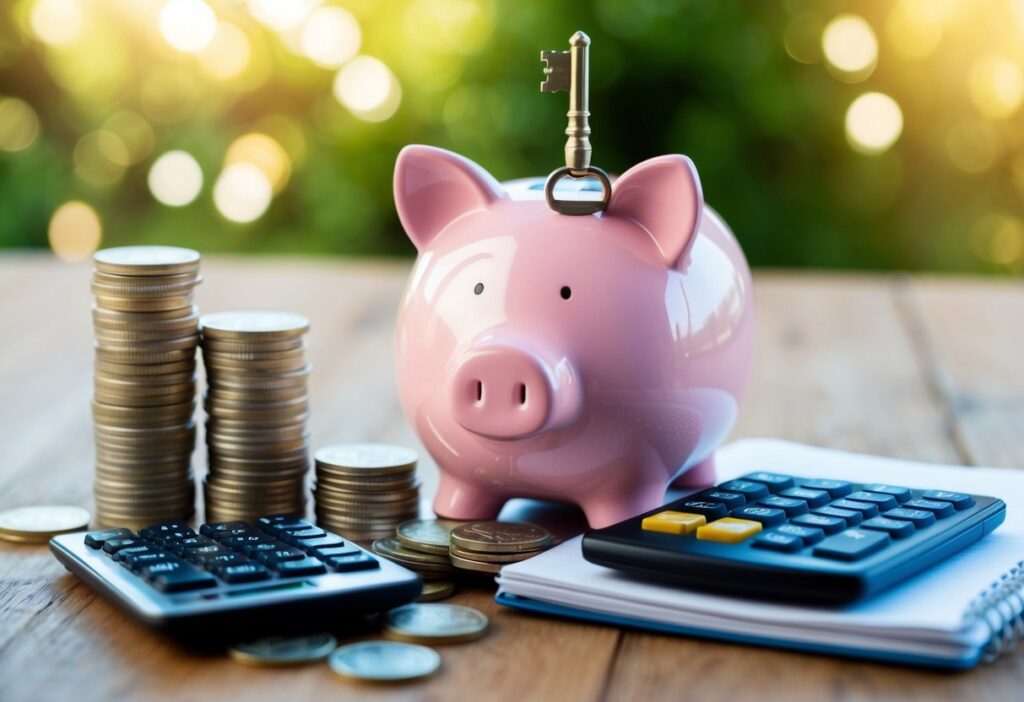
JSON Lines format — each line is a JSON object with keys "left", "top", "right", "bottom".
{"left": 49, "top": 516, "right": 421, "bottom": 641}
{"left": 582, "top": 473, "right": 1006, "bottom": 604}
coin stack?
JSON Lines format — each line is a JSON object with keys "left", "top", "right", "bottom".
{"left": 91, "top": 246, "right": 202, "bottom": 529}
{"left": 314, "top": 444, "right": 421, "bottom": 542}
{"left": 201, "top": 311, "right": 311, "bottom": 522}
{"left": 448, "top": 522, "right": 553, "bottom": 576}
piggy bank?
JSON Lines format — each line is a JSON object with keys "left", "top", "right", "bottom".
{"left": 393, "top": 145, "right": 755, "bottom": 527}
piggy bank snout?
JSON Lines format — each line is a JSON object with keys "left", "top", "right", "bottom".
{"left": 448, "top": 346, "right": 580, "bottom": 440}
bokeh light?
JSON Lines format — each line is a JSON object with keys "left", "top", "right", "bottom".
{"left": 970, "top": 214, "right": 1024, "bottom": 266}
{"left": 822, "top": 14, "right": 878, "bottom": 81}
{"left": 783, "top": 15, "right": 823, "bottom": 65}
{"left": 885, "top": 0, "right": 946, "bottom": 59}
{"left": 333, "top": 56, "right": 402, "bottom": 122}
{"left": 48, "top": 201, "right": 101, "bottom": 261}
{"left": 300, "top": 6, "right": 361, "bottom": 69}
{"left": 225, "top": 133, "right": 290, "bottom": 193}
{"left": 213, "top": 163, "right": 273, "bottom": 223}
{"left": 103, "top": 111, "right": 155, "bottom": 165}
{"left": 248, "top": 0, "right": 318, "bottom": 32}
{"left": 945, "top": 119, "right": 1000, "bottom": 173}
{"left": 968, "top": 56, "right": 1024, "bottom": 119}
{"left": 199, "top": 22, "right": 251, "bottom": 81}
{"left": 159, "top": 0, "right": 218, "bottom": 54}
{"left": 148, "top": 151, "right": 203, "bottom": 207}
{"left": 845, "top": 92, "right": 903, "bottom": 155}
{"left": 30, "top": 0, "right": 84, "bottom": 47}
{"left": 0, "top": 97, "right": 40, "bottom": 152}
{"left": 73, "top": 130, "right": 130, "bottom": 187}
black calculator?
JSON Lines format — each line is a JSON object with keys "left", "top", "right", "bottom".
{"left": 582, "top": 473, "right": 1006, "bottom": 604}
{"left": 49, "top": 516, "right": 420, "bottom": 640}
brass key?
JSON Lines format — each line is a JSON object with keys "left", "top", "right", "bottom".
{"left": 540, "top": 31, "right": 592, "bottom": 176}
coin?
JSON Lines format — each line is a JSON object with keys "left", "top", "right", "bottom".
{"left": 449, "top": 521, "right": 552, "bottom": 554}
{"left": 416, "top": 581, "right": 456, "bottom": 602}
{"left": 373, "top": 538, "right": 453, "bottom": 568}
{"left": 93, "top": 246, "right": 200, "bottom": 276}
{"left": 447, "top": 552, "right": 502, "bottom": 575}
{"left": 384, "top": 603, "right": 488, "bottom": 645}
{"left": 448, "top": 544, "right": 541, "bottom": 563}
{"left": 229, "top": 633, "right": 337, "bottom": 666}
{"left": 328, "top": 641, "right": 440, "bottom": 683}
{"left": 396, "top": 519, "right": 453, "bottom": 555}
{"left": 0, "top": 506, "right": 91, "bottom": 543}
{"left": 201, "top": 311, "right": 310, "bottom": 340}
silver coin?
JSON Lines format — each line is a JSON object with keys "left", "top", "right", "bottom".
{"left": 384, "top": 603, "right": 489, "bottom": 644}
{"left": 200, "top": 311, "right": 309, "bottom": 339}
{"left": 93, "top": 246, "right": 200, "bottom": 276}
{"left": 0, "top": 506, "right": 91, "bottom": 543}
{"left": 314, "top": 444, "right": 417, "bottom": 473}
{"left": 229, "top": 633, "right": 337, "bottom": 666}
{"left": 396, "top": 519, "right": 453, "bottom": 555}
{"left": 328, "top": 641, "right": 440, "bottom": 683}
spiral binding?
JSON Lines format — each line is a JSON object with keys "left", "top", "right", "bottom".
{"left": 963, "top": 561, "right": 1024, "bottom": 662}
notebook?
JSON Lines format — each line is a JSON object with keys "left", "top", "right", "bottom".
{"left": 495, "top": 439, "right": 1024, "bottom": 669}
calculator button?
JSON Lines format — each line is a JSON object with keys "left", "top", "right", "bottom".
{"left": 752, "top": 532, "right": 803, "bottom": 553}
{"left": 298, "top": 534, "right": 346, "bottom": 552}
{"left": 779, "top": 487, "right": 830, "bottom": 508}
{"left": 102, "top": 538, "right": 140, "bottom": 554}
{"left": 169, "top": 536, "right": 216, "bottom": 555}
{"left": 199, "top": 521, "right": 248, "bottom": 537}
{"left": 140, "top": 522, "right": 195, "bottom": 542}
{"left": 199, "top": 553, "right": 250, "bottom": 569}
{"left": 188, "top": 545, "right": 228, "bottom": 563}
{"left": 813, "top": 506, "right": 863, "bottom": 526}
{"left": 921, "top": 491, "right": 974, "bottom": 510}
{"left": 641, "top": 511, "right": 707, "bottom": 535}
{"left": 216, "top": 563, "right": 270, "bottom": 584}
{"left": 693, "top": 490, "right": 746, "bottom": 509}
{"left": 903, "top": 499, "right": 956, "bottom": 519}
{"left": 829, "top": 499, "right": 879, "bottom": 518}
{"left": 255, "top": 547, "right": 308, "bottom": 565}
{"left": 222, "top": 534, "right": 274, "bottom": 551}
{"left": 85, "top": 528, "right": 134, "bottom": 549}
{"left": 758, "top": 496, "right": 809, "bottom": 516}
{"left": 775, "top": 524, "right": 825, "bottom": 545}
{"left": 740, "top": 472, "right": 796, "bottom": 491}
{"left": 813, "top": 529, "right": 890, "bottom": 561}
{"left": 717, "top": 480, "right": 770, "bottom": 500}
{"left": 282, "top": 528, "right": 328, "bottom": 544}
{"left": 112, "top": 545, "right": 156, "bottom": 562}
{"left": 800, "top": 479, "right": 852, "bottom": 498}
{"left": 676, "top": 501, "right": 729, "bottom": 520}
{"left": 327, "top": 553, "right": 379, "bottom": 572}
{"left": 730, "top": 505, "right": 786, "bottom": 527}
{"left": 862, "top": 485, "right": 912, "bottom": 503}
{"left": 146, "top": 562, "right": 218, "bottom": 592}
{"left": 846, "top": 491, "right": 899, "bottom": 510}
{"left": 257, "top": 515, "right": 311, "bottom": 532}
{"left": 860, "top": 517, "right": 915, "bottom": 539}
{"left": 883, "top": 508, "right": 937, "bottom": 528}
{"left": 791, "top": 514, "right": 846, "bottom": 535}
{"left": 884, "top": 509, "right": 937, "bottom": 523}
{"left": 697, "top": 518, "right": 763, "bottom": 543}
{"left": 314, "top": 544, "right": 362, "bottom": 559}
{"left": 275, "top": 557, "right": 327, "bottom": 577}
{"left": 121, "top": 551, "right": 177, "bottom": 571}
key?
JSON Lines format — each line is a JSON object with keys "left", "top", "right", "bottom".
{"left": 275, "top": 557, "right": 327, "bottom": 577}
{"left": 813, "top": 529, "right": 890, "bottom": 561}
{"left": 693, "top": 489, "right": 746, "bottom": 509}
{"left": 187, "top": 545, "right": 228, "bottom": 563}
{"left": 730, "top": 505, "right": 786, "bottom": 527}
{"left": 102, "top": 538, "right": 140, "bottom": 554}
{"left": 775, "top": 524, "right": 825, "bottom": 545}
{"left": 779, "top": 487, "right": 830, "bottom": 508}
{"left": 198, "top": 553, "right": 249, "bottom": 569}
{"left": 282, "top": 528, "right": 328, "bottom": 544}
{"left": 200, "top": 521, "right": 248, "bottom": 537}
{"left": 791, "top": 513, "right": 846, "bottom": 535}
{"left": 85, "top": 528, "right": 134, "bottom": 549}
{"left": 313, "top": 544, "right": 361, "bottom": 560}
{"left": 862, "top": 484, "right": 912, "bottom": 503}
{"left": 216, "top": 563, "right": 269, "bottom": 584}
{"left": 697, "top": 518, "right": 763, "bottom": 543}
{"left": 921, "top": 490, "right": 974, "bottom": 510}
{"left": 800, "top": 479, "right": 852, "bottom": 498}
{"left": 813, "top": 506, "right": 863, "bottom": 526}
{"left": 758, "top": 495, "right": 809, "bottom": 516}
{"left": 146, "top": 562, "right": 217, "bottom": 592}
{"left": 140, "top": 522, "right": 195, "bottom": 542}
{"left": 121, "top": 551, "right": 176, "bottom": 571}
{"left": 255, "top": 547, "right": 308, "bottom": 566}
{"left": 903, "top": 499, "right": 956, "bottom": 519}
{"left": 741, "top": 472, "right": 796, "bottom": 491}
{"left": 641, "top": 511, "right": 706, "bottom": 536}
{"left": 327, "top": 553, "right": 379, "bottom": 573}
{"left": 861, "top": 516, "right": 915, "bottom": 539}
{"left": 257, "top": 515, "right": 312, "bottom": 533}
{"left": 830, "top": 499, "right": 880, "bottom": 518}
{"left": 298, "top": 535, "right": 346, "bottom": 552}
{"left": 752, "top": 531, "right": 803, "bottom": 553}
{"left": 884, "top": 508, "right": 936, "bottom": 528}
{"left": 540, "top": 31, "right": 591, "bottom": 175}
{"left": 846, "top": 491, "right": 898, "bottom": 510}
{"left": 221, "top": 534, "right": 273, "bottom": 550}
{"left": 169, "top": 536, "right": 216, "bottom": 555}
{"left": 676, "top": 500, "right": 729, "bottom": 520}
{"left": 717, "top": 480, "right": 770, "bottom": 500}
{"left": 112, "top": 545, "right": 157, "bottom": 562}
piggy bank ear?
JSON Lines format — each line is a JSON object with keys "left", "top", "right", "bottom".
{"left": 606, "top": 155, "right": 703, "bottom": 266}
{"left": 394, "top": 145, "right": 506, "bottom": 251}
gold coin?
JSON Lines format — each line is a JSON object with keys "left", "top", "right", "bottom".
{"left": 92, "top": 303, "right": 199, "bottom": 324}
{"left": 384, "top": 603, "right": 488, "bottom": 645}
{"left": 94, "top": 346, "right": 196, "bottom": 365}
{"left": 416, "top": 581, "right": 456, "bottom": 602}
{"left": 449, "top": 521, "right": 552, "bottom": 554}
{"left": 373, "top": 538, "right": 452, "bottom": 568}
{"left": 0, "top": 506, "right": 91, "bottom": 543}
{"left": 396, "top": 519, "right": 453, "bottom": 555}
{"left": 447, "top": 553, "right": 502, "bottom": 574}
{"left": 93, "top": 246, "right": 200, "bottom": 276}
{"left": 203, "top": 356, "right": 308, "bottom": 373}
{"left": 94, "top": 295, "right": 195, "bottom": 313}
{"left": 91, "top": 277, "right": 201, "bottom": 298}
{"left": 229, "top": 633, "right": 337, "bottom": 667}
{"left": 95, "top": 334, "right": 199, "bottom": 353}
{"left": 200, "top": 311, "right": 309, "bottom": 340}
{"left": 202, "top": 337, "right": 305, "bottom": 354}
{"left": 94, "top": 326, "right": 200, "bottom": 343}
{"left": 94, "top": 359, "right": 196, "bottom": 377}
{"left": 92, "top": 270, "right": 198, "bottom": 287}
{"left": 448, "top": 544, "right": 542, "bottom": 563}
{"left": 314, "top": 485, "right": 419, "bottom": 503}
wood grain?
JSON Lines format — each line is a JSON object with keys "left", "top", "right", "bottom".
{"left": 0, "top": 257, "right": 1020, "bottom": 702}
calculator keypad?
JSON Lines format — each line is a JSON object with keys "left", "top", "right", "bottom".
{"left": 83, "top": 516, "right": 378, "bottom": 594}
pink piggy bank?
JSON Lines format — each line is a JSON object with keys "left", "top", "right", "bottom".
{"left": 393, "top": 145, "right": 755, "bottom": 528}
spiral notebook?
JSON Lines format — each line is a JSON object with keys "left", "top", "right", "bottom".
{"left": 495, "top": 439, "right": 1024, "bottom": 669}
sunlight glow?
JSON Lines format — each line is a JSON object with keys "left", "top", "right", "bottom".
{"left": 225, "top": 133, "right": 291, "bottom": 193}
{"left": 822, "top": 14, "right": 878, "bottom": 81}
{"left": 0, "top": 97, "right": 40, "bottom": 152}
{"left": 968, "top": 56, "right": 1024, "bottom": 119}
{"left": 30, "top": 0, "right": 84, "bottom": 47}
{"left": 49, "top": 201, "right": 101, "bottom": 262}
{"left": 300, "top": 6, "right": 361, "bottom": 69}
{"left": 159, "top": 0, "right": 218, "bottom": 54}
{"left": 845, "top": 92, "right": 903, "bottom": 155}
{"left": 333, "top": 56, "right": 402, "bottom": 122}
{"left": 213, "top": 163, "right": 273, "bottom": 223}
{"left": 200, "top": 22, "right": 251, "bottom": 81}
{"left": 148, "top": 151, "right": 203, "bottom": 207}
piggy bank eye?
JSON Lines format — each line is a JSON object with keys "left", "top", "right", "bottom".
{"left": 474, "top": 282, "right": 484, "bottom": 295}
{"left": 560, "top": 286, "right": 572, "bottom": 300}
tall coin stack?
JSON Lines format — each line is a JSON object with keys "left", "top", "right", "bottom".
{"left": 314, "top": 444, "right": 421, "bottom": 542}
{"left": 91, "top": 246, "right": 202, "bottom": 529}
{"left": 200, "top": 311, "right": 311, "bottom": 522}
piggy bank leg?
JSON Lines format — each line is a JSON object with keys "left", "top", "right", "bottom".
{"left": 579, "top": 484, "right": 667, "bottom": 529}
{"left": 669, "top": 455, "right": 717, "bottom": 489}
{"left": 433, "top": 474, "right": 506, "bottom": 521}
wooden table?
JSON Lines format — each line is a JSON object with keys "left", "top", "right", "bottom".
{"left": 0, "top": 254, "right": 1021, "bottom": 701}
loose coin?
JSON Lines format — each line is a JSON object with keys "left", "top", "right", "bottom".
{"left": 373, "top": 538, "right": 453, "bottom": 568}
{"left": 328, "top": 641, "right": 440, "bottom": 683}
{"left": 447, "top": 553, "right": 502, "bottom": 575}
{"left": 448, "top": 544, "right": 542, "bottom": 564}
{"left": 229, "top": 633, "right": 337, "bottom": 666}
{"left": 0, "top": 505, "right": 91, "bottom": 543}
{"left": 416, "top": 580, "right": 456, "bottom": 602}
{"left": 384, "top": 603, "right": 489, "bottom": 645}
{"left": 449, "top": 521, "right": 552, "bottom": 554}
{"left": 396, "top": 519, "right": 453, "bottom": 555}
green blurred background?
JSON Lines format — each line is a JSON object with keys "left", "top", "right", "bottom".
{"left": 1, "top": 0, "right": 1023, "bottom": 272}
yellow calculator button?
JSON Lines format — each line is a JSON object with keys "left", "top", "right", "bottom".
{"left": 696, "top": 518, "right": 763, "bottom": 543}
{"left": 641, "top": 511, "right": 707, "bottom": 535}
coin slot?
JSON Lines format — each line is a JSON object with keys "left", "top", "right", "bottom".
{"left": 475, "top": 380, "right": 483, "bottom": 404}
{"left": 516, "top": 383, "right": 527, "bottom": 407}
